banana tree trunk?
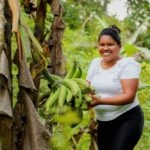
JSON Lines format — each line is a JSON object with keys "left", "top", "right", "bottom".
{"left": 30, "top": 0, "right": 66, "bottom": 108}
{"left": 0, "top": 0, "right": 13, "bottom": 149}
{"left": 29, "top": 0, "right": 47, "bottom": 108}
{"left": 48, "top": 0, "right": 65, "bottom": 76}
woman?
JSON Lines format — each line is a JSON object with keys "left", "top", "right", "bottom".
{"left": 86, "top": 25, "right": 144, "bottom": 150}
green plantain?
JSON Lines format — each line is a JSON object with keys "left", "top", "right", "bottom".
{"left": 60, "top": 78, "right": 80, "bottom": 96}
{"left": 58, "top": 85, "right": 68, "bottom": 107}
{"left": 45, "top": 88, "right": 61, "bottom": 111}
{"left": 72, "top": 65, "right": 82, "bottom": 78}
{"left": 66, "top": 88, "right": 73, "bottom": 103}
{"left": 65, "top": 61, "right": 78, "bottom": 79}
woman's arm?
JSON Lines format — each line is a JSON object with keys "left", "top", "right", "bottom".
{"left": 90, "top": 78, "right": 139, "bottom": 106}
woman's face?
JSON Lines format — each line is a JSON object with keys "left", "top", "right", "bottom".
{"left": 98, "top": 35, "right": 121, "bottom": 62}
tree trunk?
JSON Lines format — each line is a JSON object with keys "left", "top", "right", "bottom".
{"left": 0, "top": 0, "right": 13, "bottom": 149}
{"left": 29, "top": 0, "right": 47, "bottom": 108}
{"left": 48, "top": 0, "right": 65, "bottom": 76}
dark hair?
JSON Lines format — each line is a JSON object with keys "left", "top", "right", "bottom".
{"left": 98, "top": 25, "right": 121, "bottom": 45}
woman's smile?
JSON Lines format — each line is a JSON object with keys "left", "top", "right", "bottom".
{"left": 101, "top": 51, "right": 111, "bottom": 57}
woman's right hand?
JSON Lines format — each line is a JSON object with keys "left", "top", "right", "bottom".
{"left": 88, "top": 94, "right": 101, "bottom": 107}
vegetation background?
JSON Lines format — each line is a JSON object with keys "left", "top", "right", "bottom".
{"left": 5, "top": 0, "right": 150, "bottom": 149}
{"left": 54, "top": 0, "right": 150, "bottom": 149}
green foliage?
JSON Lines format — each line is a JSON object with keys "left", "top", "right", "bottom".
{"left": 124, "top": 43, "right": 139, "bottom": 56}
{"left": 51, "top": 124, "right": 73, "bottom": 150}
{"left": 134, "top": 61, "right": 150, "bottom": 150}
{"left": 137, "top": 28, "right": 150, "bottom": 48}
{"left": 62, "top": 27, "right": 98, "bottom": 78}
{"left": 140, "top": 62, "right": 150, "bottom": 83}
{"left": 12, "top": 64, "right": 19, "bottom": 108}
{"left": 76, "top": 133, "right": 91, "bottom": 150}
{"left": 61, "top": 0, "right": 104, "bottom": 30}
{"left": 42, "top": 108, "right": 94, "bottom": 150}
{"left": 126, "top": 0, "right": 149, "bottom": 25}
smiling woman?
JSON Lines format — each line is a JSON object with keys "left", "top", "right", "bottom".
{"left": 86, "top": 25, "right": 144, "bottom": 150}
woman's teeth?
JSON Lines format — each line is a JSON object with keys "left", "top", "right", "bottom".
{"left": 103, "top": 52, "right": 110, "bottom": 56}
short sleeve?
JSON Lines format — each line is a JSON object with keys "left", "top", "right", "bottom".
{"left": 86, "top": 58, "right": 99, "bottom": 81}
{"left": 120, "top": 62, "right": 141, "bottom": 79}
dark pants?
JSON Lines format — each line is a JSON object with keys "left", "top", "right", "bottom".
{"left": 97, "top": 105, "right": 144, "bottom": 150}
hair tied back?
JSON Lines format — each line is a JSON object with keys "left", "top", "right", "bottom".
{"left": 110, "top": 25, "right": 121, "bottom": 33}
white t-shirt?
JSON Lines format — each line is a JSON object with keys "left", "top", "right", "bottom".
{"left": 86, "top": 57, "right": 140, "bottom": 121}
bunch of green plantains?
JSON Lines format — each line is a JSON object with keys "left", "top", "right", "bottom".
{"left": 41, "top": 62, "right": 94, "bottom": 127}
{"left": 43, "top": 61, "right": 94, "bottom": 112}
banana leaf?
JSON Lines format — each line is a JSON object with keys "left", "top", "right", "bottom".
{"left": 19, "top": 24, "right": 32, "bottom": 62}
{"left": 7, "top": 0, "right": 20, "bottom": 32}
{"left": 19, "top": 12, "right": 44, "bottom": 54}
{"left": 94, "top": 14, "right": 109, "bottom": 28}
{"left": 123, "top": 43, "right": 139, "bottom": 56}
{"left": 127, "top": 20, "right": 147, "bottom": 44}
{"left": 121, "top": 19, "right": 148, "bottom": 54}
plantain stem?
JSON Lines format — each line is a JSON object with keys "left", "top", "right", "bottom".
{"left": 42, "top": 69, "right": 55, "bottom": 84}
